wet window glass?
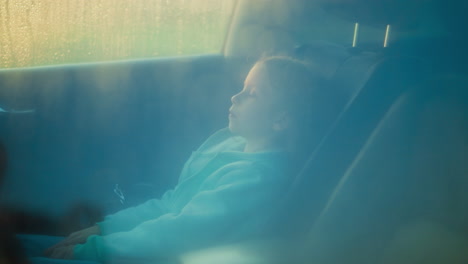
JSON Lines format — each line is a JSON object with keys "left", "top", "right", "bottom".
{"left": 0, "top": 0, "right": 235, "bottom": 69}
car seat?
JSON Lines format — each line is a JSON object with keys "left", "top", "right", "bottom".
{"left": 271, "top": 46, "right": 428, "bottom": 237}
{"left": 301, "top": 75, "right": 468, "bottom": 264}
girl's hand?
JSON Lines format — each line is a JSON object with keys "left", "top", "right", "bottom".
{"left": 48, "top": 245, "right": 75, "bottom": 259}
{"left": 45, "top": 225, "right": 100, "bottom": 257}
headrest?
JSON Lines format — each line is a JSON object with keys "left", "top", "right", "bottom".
{"left": 293, "top": 41, "right": 350, "bottom": 79}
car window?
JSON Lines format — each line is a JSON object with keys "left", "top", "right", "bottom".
{"left": 0, "top": 0, "right": 235, "bottom": 69}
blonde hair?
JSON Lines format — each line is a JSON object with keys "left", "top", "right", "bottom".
{"left": 256, "top": 56, "right": 342, "bottom": 161}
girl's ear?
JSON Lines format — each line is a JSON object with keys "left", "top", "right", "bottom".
{"left": 273, "top": 112, "right": 290, "bottom": 131}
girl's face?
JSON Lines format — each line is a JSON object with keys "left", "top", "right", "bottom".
{"left": 229, "top": 64, "right": 285, "bottom": 141}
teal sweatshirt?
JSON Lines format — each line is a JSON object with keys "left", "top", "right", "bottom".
{"left": 74, "top": 128, "right": 291, "bottom": 262}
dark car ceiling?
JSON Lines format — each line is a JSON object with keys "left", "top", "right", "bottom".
{"left": 320, "top": 0, "right": 428, "bottom": 29}
{"left": 319, "top": 0, "right": 466, "bottom": 32}
{"left": 225, "top": 0, "right": 466, "bottom": 57}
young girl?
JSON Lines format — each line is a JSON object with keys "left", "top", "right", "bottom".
{"left": 32, "top": 56, "right": 339, "bottom": 263}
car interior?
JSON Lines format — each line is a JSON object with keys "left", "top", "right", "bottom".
{"left": 0, "top": 0, "right": 466, "bottom": 263}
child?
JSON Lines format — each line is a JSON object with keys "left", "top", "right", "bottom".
{"left": 32, "top": 56, "right": 339, "bottom": 263}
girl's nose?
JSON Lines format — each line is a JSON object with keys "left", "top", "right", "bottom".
{"left": 231, "top": 93, "right": 240, "bottom": 104}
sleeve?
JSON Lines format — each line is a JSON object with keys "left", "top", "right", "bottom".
{"left": 95, "top": 128, "right": 230, "bottom": 235}
{"left": 97, "top": 188, "right": 175, "bottom": 235}
{"left": 74, "top": 166, "right": 286, "bottom": 262}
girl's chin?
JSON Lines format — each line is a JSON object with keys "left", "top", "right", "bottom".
{"left": 228, "top": 123, "right": 235, "bottom": 132}
{"left": 228, "top": 123, "right": 239, "bottom": 134}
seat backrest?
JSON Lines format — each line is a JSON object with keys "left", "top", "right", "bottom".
{"left": 274, "top": 50, "right": 428, "bottom": 236}
{"left": 302, "top": 75, "right": 468, "bottom": 264}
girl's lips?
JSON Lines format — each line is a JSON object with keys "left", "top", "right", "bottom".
{"left": 229, "top": 111, "right": 236, "bottom": 118}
